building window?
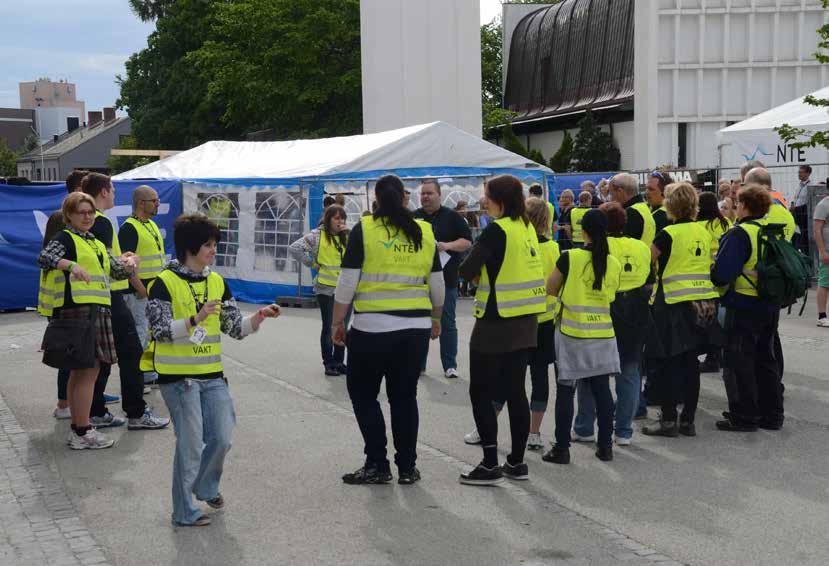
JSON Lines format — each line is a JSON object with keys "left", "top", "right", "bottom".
{"left": 36, "top": 169, "right": 41, "bottom": 180}
{"left": 677, "top": 123, "right": 688, "bottom": 168}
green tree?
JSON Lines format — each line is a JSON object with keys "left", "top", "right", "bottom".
{"left": 0, "top": 139, "right": 17, "bottom": 177}
{"left": 570, "top": 111, "right": 620, "bottom": 172}
{"left": 775, "top": 0, "right": 829, "bottom": 149}
{"left": 191, "top": 0, "right": 361, "bottom": 140}
{"left": 548, "top": 130, "right": 573, "bottom": 172}
{"left": 501, "top": 123, "right": 529, "bottom": 157}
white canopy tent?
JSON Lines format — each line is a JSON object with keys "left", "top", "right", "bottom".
{"left": 113, "top": 121, "right": 549, "bottom": 180}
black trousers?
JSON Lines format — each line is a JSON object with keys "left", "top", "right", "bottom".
{"left": 469, "top": 348, "right": 530, "bottom": 464}
{"left": 660, "top": 351, "right": 700, "bottom": 424}
{"left": 90, "top": 293, "right": 146, "bottom": 419}
{"left": 346, "top": 327, "right": 429, "bottom": 472}
{"left": 724, "top": 308, "right": 783, "bottom": 426}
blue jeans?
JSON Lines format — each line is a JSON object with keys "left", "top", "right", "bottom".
{"left": 422, "top": 286, "right": 458, "bottom": 371}
{"left": 317, "top": 294, "right": 351, "bottom": 368}
{"left": 160, "top": 379, "right": 236, "bottom": 525}
{"left": 574, "top": 356, "right": 640, "bottom": 440}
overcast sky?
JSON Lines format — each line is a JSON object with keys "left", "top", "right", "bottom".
{"left": 0, "top": 1, "right": 501, "bottom": 115}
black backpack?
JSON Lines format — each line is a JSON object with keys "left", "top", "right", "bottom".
{"left": 741, "top": 221, "right": 811, "bottom": 312}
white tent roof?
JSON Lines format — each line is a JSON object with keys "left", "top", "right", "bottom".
{"left": 114, "top": 121, "right": 549, "bottom": 180}
{"left": 718, "top": 86, "right": 829, "bottom": 136}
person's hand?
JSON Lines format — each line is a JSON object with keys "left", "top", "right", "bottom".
{"left": 821, "top": 251, "right": 829, "bottom": 265}
{"left": 70, "top": 263, "right": 91, "bottom": 283}
{"left": 196, "top": 300, "right": 220, "bottom": 323}
{"left": 332, "top": 321, "right": 347, "bottom": 346}
{"left": 430, "top": 319, "right": 441, "bottom": 340}
{"left": 258, "top": 304, "right": 281, "bottom": 319}
{"left": 436, "top": 241, "right": 449, "bottom": 252}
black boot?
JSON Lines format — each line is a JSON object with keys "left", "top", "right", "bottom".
{"left": 595, "top": 445, "right": 613, "bottom": 461}
{"left": 541, "top": 445, "right": 570, "bottom": 465}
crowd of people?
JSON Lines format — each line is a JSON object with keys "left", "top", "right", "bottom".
{"left": 34, "top": 158, "right": 816, "bottom": 522}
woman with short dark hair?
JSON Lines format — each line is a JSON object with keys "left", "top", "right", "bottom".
{"left": 458, "top": 175, "right": 547, "bottom": 484}
{"left": 145, "top": 214, "right": 281, "bottom": 526}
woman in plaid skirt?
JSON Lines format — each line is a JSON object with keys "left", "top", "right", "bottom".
{"left": 38, "top": 192, "right": 139, "bottom": 450}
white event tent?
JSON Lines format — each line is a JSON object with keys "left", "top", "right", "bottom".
{"left": 115, "top": 121, "right": 551, "bottom": 302}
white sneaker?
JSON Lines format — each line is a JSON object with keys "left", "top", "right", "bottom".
{"left": 572, "top": 432, "right": 596, "bottom": 442}
{"left": 615, "top": 436, "right": 632, "bottom": 446}
{"left": 53, "top": 406, "right": 71, "bottom": 420}
{"left": 444, "top": 368, "right": 459, "bottom": 379}
{"left": 463, "top": 429, "right": 481, "bottom": 445}
{"left": 90, "top": 413, "right": 126, "bottom": 428}
{"left": 143, "top": 385, "right": 152, "bottom": 394}
{"left": 817, "top": 318, "right": 829, "bottom": 327}
{"left": 527, "top": 432, "right": 544, "bottom": 450}
{"left": 128, "top": 408, "right": 170, "bottom": 430}
{"left": 68, "top": 429, "right": 115, "bottom": 450}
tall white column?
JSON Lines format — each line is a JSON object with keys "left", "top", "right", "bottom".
{"left": 633, "top": 0, "right": 659, "bottom": 169}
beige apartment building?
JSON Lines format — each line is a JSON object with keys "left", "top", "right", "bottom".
{"left": 19, "top": 78, "right": 85, "bottom": 116}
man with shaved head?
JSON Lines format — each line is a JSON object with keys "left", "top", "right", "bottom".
{"left": 744, "top": 167, "right": 795, "bottom": 240}
{"left": 119, "top": 185, "right": 166, "bottom": 387}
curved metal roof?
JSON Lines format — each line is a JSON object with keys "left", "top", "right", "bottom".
{"left": 504, "top": 0, "right": 635, "bottom": 123}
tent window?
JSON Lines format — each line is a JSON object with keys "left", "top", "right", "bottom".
{"left": 254, "top": 191, "right": 304, "bottom": 273}
{"left": 198, "top": 194, "right": 239, "bottom": 268}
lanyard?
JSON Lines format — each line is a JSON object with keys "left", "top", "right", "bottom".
{"left": 138, "top": 219, "right": 162, "bottom": 251}
{"left": 188, "top": 281, "right": 208, "bottom": 313}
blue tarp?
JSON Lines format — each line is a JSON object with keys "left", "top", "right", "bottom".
{"left": 0, "top": 181, "right": 182, "bottom": 310}
{"left": 553, "top": 172, "right": 616, "bottom": 196}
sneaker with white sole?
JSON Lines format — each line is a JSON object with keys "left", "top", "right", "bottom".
{"left": 463, "top": 429, "right": 481, "bottom": 445}
{"left": 527, "top": 432, "right": 544, "bottom": 450}
{"left": 69, "top": 429, "right": 115, "bottom": 450}
{"left": 817, "top": 318, "right": 829, "bottom": 327}
{"left": 90, "top": 413, "right": 126, "bottom": 428}
{"left": 128, "top": 408, "right": 170, "bottom": 430}
{"left": 615, "top": 436, "right": 632, "bottom": 446}
{"left": 53, "top": 406, "right": 71, "bottom": 420}
{"left": 571, "top": 432, "right": 596, "bottom": 443}
{"left": 444, "top": 368, "right": 459, "bottom": 379}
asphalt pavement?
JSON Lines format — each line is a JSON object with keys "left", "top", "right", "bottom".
{"left": 0, "top": 298, "right": 827, "bottom": 566}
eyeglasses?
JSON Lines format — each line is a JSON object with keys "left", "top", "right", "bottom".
{"left": 141, "top": 198, "right": 160, "bottom": 203}
{"left": 73, "top": 210, "right": 96, "bottom": 217}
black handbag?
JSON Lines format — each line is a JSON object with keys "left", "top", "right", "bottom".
{"left": 42, "top": 308, "right": 97, "bottom": 369}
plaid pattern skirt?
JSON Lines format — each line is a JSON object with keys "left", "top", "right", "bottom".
{"left": 52, "top": 305, "right": 117, "bottom": 365}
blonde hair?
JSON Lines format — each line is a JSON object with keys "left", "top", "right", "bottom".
{"left": 559, "top": 189, "right": 574, "bottom": 200}
{"left": 664, "top": 182, "right": 698, "bottom": 221}
{"left": 525, "top": 197, "right": 550, "bottom": 236}
{"left": 61, "top": 192, "right": 96, "bottom": 225}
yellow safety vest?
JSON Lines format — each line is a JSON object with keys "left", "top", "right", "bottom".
{"left": 608, "top": 236, "right": 651, "bottom": 292}
{"left": 353, "top": 216, "right": 435, "bottom": 312}
{"left": 559, "top": 248, "right": 621, "bottom": 338}
{"left": 546, "top": 201, "right": 556, "bottom": 237}
{"left": 315, "top": 229, "right": 347, "bottom": 288}
{"left": 655, "top": 222, "right": 719, "bottom": 304}
{"left": 95, "top": 211, "right": 128, "bottom": 292}
{"left": 122, "top": 217, "right": 165, "bottom": 281}
{"left": 630, "top": 201, "right": 656, "bottom": 246}
{"left": 733, "top": 222, "right": 761, "bottom": 298}
{"left": 570, "top": 206, "right": 590, "bottom": 244}
{"left": 763, "top": 203, "right": 795, "bottom": 242}
{"left": 37, "top": 230, "right": 111, "bottom": 316}
{"left": 696, "top": 218, "right": 732, "bottom": 259}
{"left": 537, "top": 238, "right": 561, "bottom": 323}
{"left": 141, "top": 269, "right": 225, "bottom": 375}
{"left": 474, "top": 217, "right": 547, "bottom": 319}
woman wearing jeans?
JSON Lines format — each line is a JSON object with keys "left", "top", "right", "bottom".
{"left": 542, "top": 209, "right": 621, "bottom": 465}
{"left": 290, "top": 205, "right": 351, "bottom": 376}
{"left": 145, "top": 215, "right": 280, "bottom": 526}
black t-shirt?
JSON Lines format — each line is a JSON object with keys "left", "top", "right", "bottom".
{"left": 414, "top": 206, "right": 472, "bottom": 288}
{"left": 652, "top": 207, "right": 671, "bottom": 234}
{"left": 91, "top": 215, "right": 114, "bottom": 250}
{"left": 623, "top": 195, "right": 646, "bottom": 240}
{"left": 341, "top": 221, "right": 442, "bottom": 317}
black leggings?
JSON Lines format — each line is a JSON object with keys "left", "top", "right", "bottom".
{"left": 469, "top": 349, "right": 530, "bottom": 464}
{"left": 660, "top": 351, "right": 700, "bottom": 424}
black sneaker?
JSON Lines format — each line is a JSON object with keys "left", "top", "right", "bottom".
{"left": 324, "top": 366, "right": 340, "bottom": 377}
{"left": 642, "top": 421, "right": 679, "bottom": 437}
{"left": 678, "top": 422, "right": 697, "bottom": 437}
{"left": 595, "top": 445, "right": 613, "bottom": 462}
{"left": 398, "top": 467, "right": 421, "bottom": 485}
{"left": 502, "top": 461, "right": 529, "bottom": 481}
{"left": 541, "top": 446, "right": 570, "bottom": 465}
{"left": 459, "top": 462, "right": 504, "bottom": 486}
{"left": 715, "top": 418, "right": 757, "bottom": 432}
{"left": 757, "top": 419, "right": 783, "bottom": 431}
{"left": 342, "top": 465, "right": 392, "bottom": 485}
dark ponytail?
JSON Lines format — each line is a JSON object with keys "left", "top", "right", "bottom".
{"left": 581, "top": 209, "right": 609, "bottom": 291}
{"left": 373, "top": 175, "right": 423, "bottom": 250}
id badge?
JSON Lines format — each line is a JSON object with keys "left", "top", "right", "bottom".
{"left": 189, "top": 325, "right": 207, "bottom": 345}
